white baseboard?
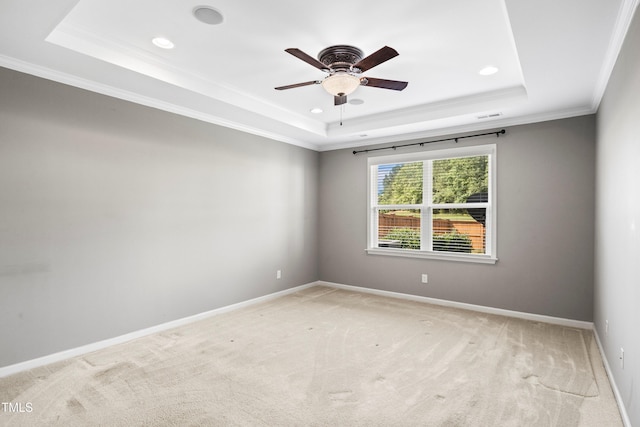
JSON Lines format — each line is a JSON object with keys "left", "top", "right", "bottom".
{"left": 317, "top": 281, "right": 594, "bottom": 330}
{"left": 593, "top": 328, "right": 632, "bottom": 427}
{"left": 0, "top": 280, "right": 594, "bottom": 379}
{"left": 0, "top": 282, "right": 317, "bottom": 378}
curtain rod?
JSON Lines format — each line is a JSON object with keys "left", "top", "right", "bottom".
{"left": 352, "top": 129, "right": 506, "bottom": 155}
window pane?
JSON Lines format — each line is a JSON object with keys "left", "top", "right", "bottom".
{"left": 378, "top": 209, "right": 421, "bottom": 249}
{"left": 377, "top": 162, "right": 423, "bottom": 205}
{"left": 432, "top": 156, "right": 488, "bottom": 204}
{"left": 432, "top": 209, "right": 486, "bottom": 254}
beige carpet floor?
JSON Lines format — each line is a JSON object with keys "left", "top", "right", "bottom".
{"left": 0, "top": 286, "right": 623, "bottom": 426}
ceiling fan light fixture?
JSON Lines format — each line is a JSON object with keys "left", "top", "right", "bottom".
{"left": 321, "top": 73, "right": 361, "bottom": 96}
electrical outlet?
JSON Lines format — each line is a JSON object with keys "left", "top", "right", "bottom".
{"left": 620, "top": 348, "right": 624, "bottom": 369}
{"left": 605, "top": 320, "right": 609, "bottom": 335}
{"left": 276, "top": 270, "right": 282, "bottom": 279}
{"left": 421, "top": 274, "right": 428, "bottom": 284}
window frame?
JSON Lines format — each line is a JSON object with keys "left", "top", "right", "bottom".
{"left": 366, "top": 143, "right": 497, "bottom": 264}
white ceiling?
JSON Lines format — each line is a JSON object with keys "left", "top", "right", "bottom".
{"left": 0, "top": 0, "right": 637, "bottom": 151}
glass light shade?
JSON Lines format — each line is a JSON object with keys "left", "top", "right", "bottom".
{"left": 321, "top": 73, "right": 361, "bottom": 96}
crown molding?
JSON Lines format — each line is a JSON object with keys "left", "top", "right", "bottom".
{"left": 591, "top": 0, "right": 640, "bottom": 110}
{"left": 0, "top": 54, "right": 321, "bottom": 151}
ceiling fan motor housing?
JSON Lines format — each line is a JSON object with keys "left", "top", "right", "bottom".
{"left": 318, "top": 45, "right": 364, "bottom": 72}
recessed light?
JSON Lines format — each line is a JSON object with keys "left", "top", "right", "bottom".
{"left": 349, "top": 98, "right": 365, "bottom": 105}
{"left": 193, "top": 6, "right": 224, "bottom": 25}
{"left": 479, "top": 66, "right": 499, "bottom": 76}
{"left": 152, "top": 37, "right": 174, "bottom": 49}
{"left": 310, "top": 108, "right": 323, "bottom": 114}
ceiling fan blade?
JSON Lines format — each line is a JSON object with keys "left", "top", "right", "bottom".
{"left": 275, "top": 80, "right": 321, "bottom": 90}
{"left": 353, "top": 46, "right": 399, "bottom": 72}
{"left": 285, "top": 48, "right": 330, "bottom": 71}
{"left": 334, "top": 95, "right": 347, "bottom": 106}
{"left": 361, "top": 77, "right": 408, "bottom": 91}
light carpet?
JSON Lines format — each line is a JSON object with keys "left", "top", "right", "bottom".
{"left": 0, "top": 286, "right": 622, "bottom": 426}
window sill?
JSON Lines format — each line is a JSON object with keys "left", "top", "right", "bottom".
{"left": 365, "top": 248, "right": 498, "bottom": 264}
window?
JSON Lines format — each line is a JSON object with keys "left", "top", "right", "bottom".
{"left": 367, "top": 144, "right": 497, "bottom": 263}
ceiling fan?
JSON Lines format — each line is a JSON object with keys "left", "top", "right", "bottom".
{"left": 275, "top": 45, "right": 408, "bottom": 106}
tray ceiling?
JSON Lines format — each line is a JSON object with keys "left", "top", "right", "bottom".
{"left": 0, "top": 0, "right": 637, "bottom": 150}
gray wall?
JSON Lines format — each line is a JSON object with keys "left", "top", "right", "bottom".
{"left": 0, "top": 67, "right": 319, "bottom": 367}
{"left": 319, "top": 116, "right": 596, "bottom": 321}
{"left": 595, "top": 5, "right": 640, "bottom": 425}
